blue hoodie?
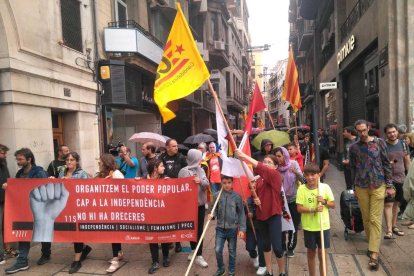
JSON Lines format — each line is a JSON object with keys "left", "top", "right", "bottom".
{"left": 16, "top": 165, "right": 47, "bottom": 179}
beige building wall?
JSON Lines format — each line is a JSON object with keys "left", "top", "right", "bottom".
{"left": 0, "top": 0, "right": 99, "bottom": 175}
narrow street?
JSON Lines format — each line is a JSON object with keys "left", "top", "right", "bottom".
{"left": 2, "top": 164, "right": 413, "bottom": 276}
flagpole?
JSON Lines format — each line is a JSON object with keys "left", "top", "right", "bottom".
{"left": 237, "top": 177, "right": 257, "bottom": 241}
{"left": 207, "top": 80, "right": 260, "bottom": 202}
{"left": 317, "top": 177, "right": 327, "bottom": 276}
{"left": 185, "top": 187, "right": 223, "bottom": 276}
{"left": 266, "top": 109, "right": 276, "bottom": 129}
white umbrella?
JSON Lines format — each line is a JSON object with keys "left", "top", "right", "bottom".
{"left": 128, "top": 132, "right": 166, "bottom": 148}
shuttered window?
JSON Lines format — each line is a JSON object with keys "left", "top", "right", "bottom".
{"left": 60, "top": 0, "right": 82, "bottom": 52}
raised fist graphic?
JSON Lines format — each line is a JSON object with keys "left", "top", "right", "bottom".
{"left": 29, "top": 183, "right": 69, "bottom": 242}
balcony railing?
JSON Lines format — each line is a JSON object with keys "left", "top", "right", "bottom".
{"left": 108, "top": 20, "right": 163, "bottom": 47}
{"left": 340, "top": 0, "right": 375, "bottom": 42}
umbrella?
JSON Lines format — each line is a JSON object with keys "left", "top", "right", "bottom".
{"left": 288, "top": 125, "right": 310, "bottom": 133}
{"left": 178, "top": 144, "right": 189, "bottom": 151}
{"left": 183, "top": 133, "right": 215, "bottom": 146}
{"left": 251, "top": 130, "right": 291, "bottom": 150}
{"left": 128, "top": 132, "right": 166, "bottom": 148}
{"left": 202, "top": 128, "right": 218, "bottom": 140}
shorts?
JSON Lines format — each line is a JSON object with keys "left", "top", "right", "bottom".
{"left": 303, "top": 229, "right": 330, "bottom": 250}
{"left": 384, "top": 182, "right": 403, "bottom": 203}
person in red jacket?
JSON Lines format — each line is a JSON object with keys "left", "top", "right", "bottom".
{"left": 287, "top": 143, "right": 304, "bottom": 172}
{"left": 236, "top": 150, "right": 286, "bottom": 276}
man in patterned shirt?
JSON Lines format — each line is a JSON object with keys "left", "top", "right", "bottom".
{"left": 349, "top": 119, "right": 394, "bottom": 271}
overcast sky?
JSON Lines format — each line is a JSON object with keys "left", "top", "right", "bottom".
{"left": 246, "top": 0, "right": 290, "bottom": 67}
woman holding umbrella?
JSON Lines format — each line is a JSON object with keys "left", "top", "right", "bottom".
{"left": 235, "top": 150, "right": 286, "bottom": 276}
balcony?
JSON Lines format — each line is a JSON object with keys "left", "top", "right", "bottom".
{"left": 207, "top": 41, "right": 230, "bottom": 70}
{"left": 340, "top": 0, "right": 375, "bottom": 42}
{"left": 298, "top": 20, "right": 314, "bottom": 51}
{"left": 104, "top": 20, "right": 164, "bottom": 65}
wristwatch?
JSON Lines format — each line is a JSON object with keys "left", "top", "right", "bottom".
{"left": 322, "top": 199, "right": 327, "bottom": 205}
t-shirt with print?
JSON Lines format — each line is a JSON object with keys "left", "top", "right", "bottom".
{"left": 296, "top": 183, "right": 334, "bottom": 231}
{"left": 386, "top": 140, "right": 408, "bottom": 184}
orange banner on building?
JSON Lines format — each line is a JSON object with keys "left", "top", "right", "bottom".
{"left": 4, "top": 177, "right": 198, "bottom": 244}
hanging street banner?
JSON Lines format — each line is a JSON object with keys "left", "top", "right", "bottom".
{"left": 4, "top": 177, "right": 198, "bottom": 243}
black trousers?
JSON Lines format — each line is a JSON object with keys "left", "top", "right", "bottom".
{"left": 149, "top": 243, "right": 169, "bottom": 263}
{"left": 281, "top": 201, "right": 300, "bottom": 251}
{"left": 344, "top": 167, "right": 353, "bottom": 190}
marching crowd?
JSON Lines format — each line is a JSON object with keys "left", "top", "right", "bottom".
{"left": 0, "top": 119, "right": 414, "bottom": 275}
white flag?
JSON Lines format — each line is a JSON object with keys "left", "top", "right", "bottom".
{"left": 215, "top": 103, "right": 253, "bottom": 178}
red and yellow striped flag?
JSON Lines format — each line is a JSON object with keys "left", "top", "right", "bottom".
{"left": 154, "top": 3, "right": 210, "bottom": 123}
{"left": 282, "top": 47, "right": 302, "bottom": 112}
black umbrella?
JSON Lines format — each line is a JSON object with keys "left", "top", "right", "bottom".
{"left": 202, "top": 128, "right": 218, "bottom": 140}
{"left": 183, "top": 133, "right": 215, "bottom": 146}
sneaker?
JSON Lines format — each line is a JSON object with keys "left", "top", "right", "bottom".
{"left": 79, "top": 245, "right": 92, "bottom": 262}
{"left": 108, "top": 251, "right": 124, "bottom": 263}
{"left": 162, "top": 256, "right": 170, "bottom": 267}
{"left": 264, "top": 272, "right": 273, "bottom": 276}
{"left": 148, "top": 262, "right": 160, "bottom": 274}
{"left": 0, "top": 257, "right": 5, "bottom": 265}
{"left": 187, "top": 251, "right": 194, "bottom": 261}
{"left": 279, "top": 273, "right": 286, "bottom": 276}
{"left": 106, "top": 258, "right": 120, "bottom": 273}
{"left": 5, "top": 262, "right": 29, "bottom": 274}
{"left": 195, "top": 256, "right": 208, "bottom": 268}
{"left": 213, "top": 270, "right": 225, "bottom": 276}
{"left": 257, "top": 267, "right": 267, "bottom": 276}
{"left": 251, "top": 256, "right": 259, "bottom": 268}
{"left": 68, "top": 261, "right": 81, "bottom": 274}
{"left": 37, "top": 254, "right": 50, "bottom": 265}
{"left": 286, "top": 249, "right": 295, "bottom": 258}
{"left": 228, "top": 272, "right": 235, "bottom": 276}
{"left": 175, "top": 242, "right": 182, "bottom": 253}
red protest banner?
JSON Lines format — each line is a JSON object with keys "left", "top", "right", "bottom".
{"left": 4, "top": 177, "right": 198, "bottom": 244}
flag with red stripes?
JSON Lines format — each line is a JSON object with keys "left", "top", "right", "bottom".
{"left": 282, "top": 47, "right": 302, "bottom": 112}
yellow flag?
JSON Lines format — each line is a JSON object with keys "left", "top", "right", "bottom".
{"left": 154, "top": 3, "right": 210, "bottom": 123}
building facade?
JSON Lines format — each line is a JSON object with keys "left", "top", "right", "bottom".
{"left": 0, "top": 0, "right": 100, "bottom": 175}
{"left": 289, "top": 0, "right": 414, "bottom": 162}
{"left": 0, "top": 0, "right": 253, "bottom": 175}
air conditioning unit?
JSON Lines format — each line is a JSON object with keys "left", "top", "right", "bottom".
{"left": 214, "top": 40, "right": 225, "bottom": 51}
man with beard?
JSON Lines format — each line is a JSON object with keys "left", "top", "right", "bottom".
{"left": 137, "top": 142, "right": 157, "bottom": 179}
{"left": 5, "top": 148, "right": 48, "bottom": 274}
{"left": 46, "top": 145, "right": 69, "bottom": 178}
{"left": 0, "top": 144, "right": 9, "bottom": 265}
{"left": 159, "top": 139, "right": 187, "bottom": 253}
{"left": 383, "top": 123, "right": 410, "bottom": 239}
{"left": 349, "top": 120, "right": 394, "bottom": 271}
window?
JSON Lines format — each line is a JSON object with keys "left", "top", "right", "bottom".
{"left": 115, "top": 0, "right": 127, "bottom": 22}
{"left": 60, "top": 0, "right": 83, "bottom": 52}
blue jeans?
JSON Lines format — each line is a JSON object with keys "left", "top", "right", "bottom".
{"left": 246, "top": 224, "right": 265, "bottom": 267}
{"left": 215, "top": 227, "right": 237, "bottom": 273}
{"left": 16, "top": 242, "right": 30, "bottom": 264}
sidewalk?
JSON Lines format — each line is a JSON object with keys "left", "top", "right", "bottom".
{"left": 1, "top": 165, "right": 414, "bottom": 275}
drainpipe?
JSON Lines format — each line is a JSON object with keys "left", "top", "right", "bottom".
{"left": 91, "top": 0, "right": 104, "bottom": 154}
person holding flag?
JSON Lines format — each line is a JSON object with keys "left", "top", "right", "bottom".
{"left": 296, "top": 163, "right": 335, "bottom": 276}
{"left": 235, "top": 150, "right": 286, "bottom": 276}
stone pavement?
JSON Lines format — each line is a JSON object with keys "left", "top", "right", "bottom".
{"left": 1, "top": 165, "right": 414, "bottom": 276}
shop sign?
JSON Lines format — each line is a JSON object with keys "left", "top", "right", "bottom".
{"left": 319, "top": 82, "right": 337, "bottom": 90}
{"left": 337, "top": 35, "right": 355, "bottom": 67}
